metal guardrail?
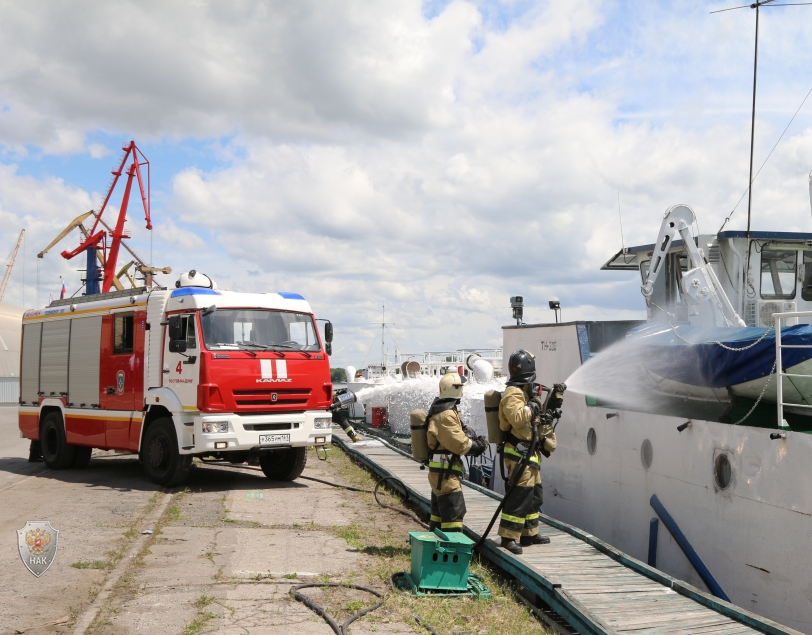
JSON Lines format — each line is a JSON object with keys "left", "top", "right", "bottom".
{"left": 773, "top": 311, "right": 812, "bottom": 431}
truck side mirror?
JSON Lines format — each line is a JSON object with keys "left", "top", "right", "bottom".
{"left": 326, "top": 342, "right": 332, "bottom": 356}
{"left": 324, "top": 321, "right": 333, "bottom": 343}
{"left": 168, "top": 315, "right": 182, "bottom": 340}
{"left": 169, "top": 339, "right": 187, "bottom": 353}
{"left": 167, "top": 315, "right": 187, "bottom": 353}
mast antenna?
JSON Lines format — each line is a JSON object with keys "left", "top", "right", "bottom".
{"left": 711, "top": 0, "right": 812, "bottom": 235}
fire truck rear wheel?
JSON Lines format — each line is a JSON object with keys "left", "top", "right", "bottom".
{"left": 141, "top": 418, "right": 192, "bottom": 487}
{"left": 40, "top": 411, "right": 76, "bottom": 470}
{"left": 258, "top": 447, "right": 307, "bottom": 481}
{"left": 71, "top": 446, "right": 93, "bottom": 469}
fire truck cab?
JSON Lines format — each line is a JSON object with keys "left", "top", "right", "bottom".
{"left": 18, "top": 273, "right": 334, "bottom": 486}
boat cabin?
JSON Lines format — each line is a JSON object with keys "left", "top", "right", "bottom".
{"left": 603, "top": 231, "right": 812, "bottom": 327}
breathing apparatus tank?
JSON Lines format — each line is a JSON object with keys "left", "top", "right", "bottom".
{"left": 484, "top": 390, "right": 505, "bottom": 444}
{"left": 410, "top": 409, "right": 429, "bottom": 462}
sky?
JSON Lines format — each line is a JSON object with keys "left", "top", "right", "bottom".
{"left": 1, "top": 0, "right": 812, "bottom": 370}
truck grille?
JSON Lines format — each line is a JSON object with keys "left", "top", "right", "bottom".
{"left": 243, "top": 422, "right": 294, "bottom": 431}
{"left": 232, "top": 388, "right": 311, "bottom": 407}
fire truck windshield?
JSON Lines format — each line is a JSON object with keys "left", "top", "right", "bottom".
{"left": 200, "top": 309, "right": 321, "bottom": 352}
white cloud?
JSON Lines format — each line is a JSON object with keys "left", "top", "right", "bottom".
{"left": 2, "top": 0, "right": 812, "bottom": 370}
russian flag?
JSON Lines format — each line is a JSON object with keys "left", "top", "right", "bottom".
{"left": 59, "top": 281, "right": 66, "bottom": 300}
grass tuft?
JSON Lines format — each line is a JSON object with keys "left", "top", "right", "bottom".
{"left": 71, "top": 560, "right": 110, "bottom": 570}
{"left": 183, "top": 612, "right": 217, "bottom": 634}
{"left": 194, "top": 595, "right": 215, "bottom": 610}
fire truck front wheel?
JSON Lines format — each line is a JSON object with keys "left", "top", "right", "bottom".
{"left": 258, "top": 447, "right": 307, "bottom": 481}
{"left": 40, "top": 411, "right": 76, "bottom": 470}
{"left": 141, "top": 418, "right": 192, "bottom": 487}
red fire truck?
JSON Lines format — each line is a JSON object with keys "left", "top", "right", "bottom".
{"left": 18, "top": 272, "right": 334, "bottom": 486}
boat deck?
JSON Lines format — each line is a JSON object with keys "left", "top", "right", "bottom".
{"left": 332, "top": 429, "right": 801, "bottom": 635}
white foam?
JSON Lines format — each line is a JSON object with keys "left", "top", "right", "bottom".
{"left": 352, "top": 376, "right": 506, "bottom": 436}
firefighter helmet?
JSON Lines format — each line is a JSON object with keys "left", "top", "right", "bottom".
{"left": 508, "top": 350, "right": 536, "bottom": 384}
{"left": 439, "top": 372, "right": 464, "bottom": 400}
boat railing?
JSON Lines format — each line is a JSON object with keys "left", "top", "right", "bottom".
{"left": 774, "top": 311, "right": 812, "bottom": 431}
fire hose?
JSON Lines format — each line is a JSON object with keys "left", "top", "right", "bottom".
{"left": 474, "top": 383, "right": 565, "bottom": 550}
{"left": 474, "top": 420, "right": 540, "bottom": 549}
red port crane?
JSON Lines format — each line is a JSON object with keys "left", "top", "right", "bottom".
{"left": 60, "top": 141, "right": 151, "bottom": 293}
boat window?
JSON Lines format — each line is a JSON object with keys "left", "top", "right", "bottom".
{"left": 641, "top": 439, "right": 653, "bottom": 469}
{"left": 715, "top": 454, "right": 732, "bottom": 490}
{"left": 802, "top": 251, "right": 812, "bottom": 301}
{"left": 639, "top": 260, "right": 650, "bottom": 285}
{"left": 760, "top": 249, "right": 797, "bottom": 300}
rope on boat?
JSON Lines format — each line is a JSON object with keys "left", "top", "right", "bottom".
{"left": 666, "top": 322, "right": 775, "bottom": 352}
{"left": 730, "top": 357, "right": 778, "bottom": 426}
{"left": 643, "top": 306, "right": 781, "bottom": 425}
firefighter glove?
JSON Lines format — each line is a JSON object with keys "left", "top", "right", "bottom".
{"left": 467, "top": 437, "right": 488, "bottom": 457}
{"left": 527, "top": 396, "right": 544, "bottom": 420}
{"left": 547, "top": 383, "right": 566, "bottom": 411}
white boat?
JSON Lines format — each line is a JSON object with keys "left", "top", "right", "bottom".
{"left": 507, "top": 201, "right": 812, "bottom": 632}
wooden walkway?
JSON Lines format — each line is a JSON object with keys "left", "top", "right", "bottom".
{"left": 332, "top": 430, "right": 801, "bottom": 635}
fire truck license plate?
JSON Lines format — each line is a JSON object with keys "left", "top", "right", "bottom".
{"left": 259, "top": 434, "right": 290, "bottom": 445}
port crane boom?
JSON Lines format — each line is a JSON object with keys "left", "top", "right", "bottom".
{"left": 0, "top": 229, "right": 24, "bottom": 302}
{"left": 60, "top": 141, "right": 152, "bottom": 293}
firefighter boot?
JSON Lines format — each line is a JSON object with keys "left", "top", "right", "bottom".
{"left": 500, "top": 538, "right": 523, "bottom": 555}
{"left": 520, "top": 534, "right": 551, "bottom": 546}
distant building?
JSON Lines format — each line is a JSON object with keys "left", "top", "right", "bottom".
{"left": 0, "top": 302, "right": 24, "bottom": 403}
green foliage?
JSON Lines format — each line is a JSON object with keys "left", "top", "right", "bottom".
{"left": 331, "top": 367, "right": 347, "bottom": 382}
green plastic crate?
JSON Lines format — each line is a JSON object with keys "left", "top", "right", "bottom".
{"left": 409, "top": 529, "right": 474, "bottom": 592}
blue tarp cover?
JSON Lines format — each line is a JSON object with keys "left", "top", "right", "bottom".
{"left": 627, "top": 323, "right": 812, "bottom": 388}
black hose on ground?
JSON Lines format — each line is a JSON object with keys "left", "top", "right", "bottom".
{"left": 374, "top": 476, "right": 430, "bottom": 529}
{"left": 299, "top": 474, "right": 373, "bottom": 492}
{"left": 198, "top": 459, "right": 427, "bottom": 527}
{"left": 388, "top": 574, "right": 441, "bottom": 635}
{"left": 290, "top": 583, "right": 383, "bottom": 635}
{"left": 199, "top": 458, "right": 375, "bottom": 492}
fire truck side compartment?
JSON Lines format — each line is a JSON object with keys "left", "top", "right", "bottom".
{"left": 20, "top": 323, "right": 42, "bottom": 404}
{"left": 40, "top": 320, "right": 70, "bottom": 398}
{"left": 68, "top": 316, "right": 102, "bottom": 406}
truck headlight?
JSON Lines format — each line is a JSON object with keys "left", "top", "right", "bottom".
{"left": 314, "top": 417, "right": 332, "bottom": 429}
{"left": 202, "top": 421, "right": 229, "bottom": 433}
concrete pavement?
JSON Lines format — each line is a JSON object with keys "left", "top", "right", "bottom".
{"left": 0, "top": 407, "right": 418, "bottom": 635}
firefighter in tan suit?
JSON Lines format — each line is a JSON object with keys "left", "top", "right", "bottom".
{"left": 497, "top": 350, "right": 560, "bottom": 555}
{"left": 426, "top": 373, "right": 488, "bottom": 532}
